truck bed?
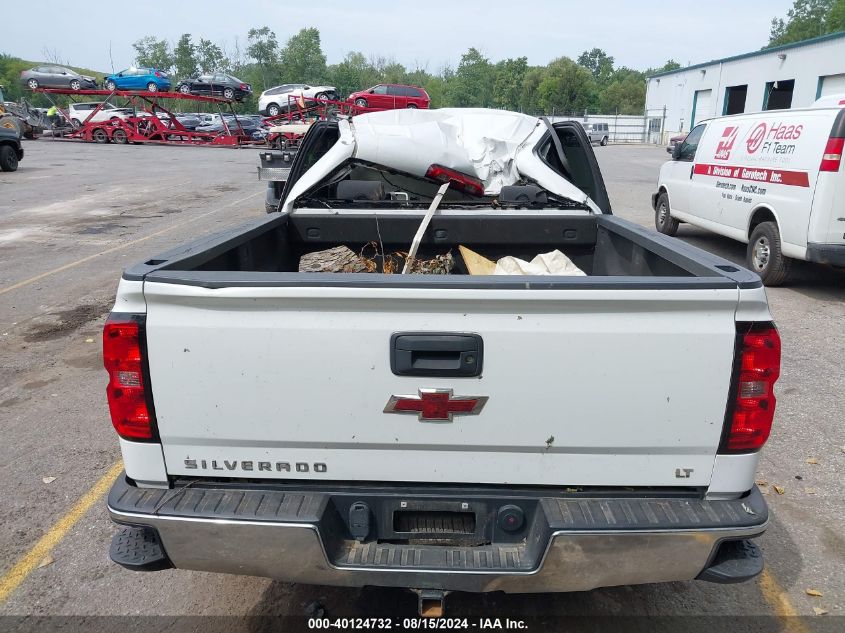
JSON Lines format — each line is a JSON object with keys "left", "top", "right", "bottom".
{"left": 125, "top": 210, "right": 760, "bottom": 289}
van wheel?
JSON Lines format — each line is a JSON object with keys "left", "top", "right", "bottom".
{"left": 600, "top": 136, "right": 608, "bottom": 146}
{"left": 655, "top": 193, "right": 679, "bottom": 236}
{"left": 748, "top": 221, "right": 791, "bottom": 286}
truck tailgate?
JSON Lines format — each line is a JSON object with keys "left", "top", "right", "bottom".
{"left": 144, "top": 282, "right": 738, "bottom": 487}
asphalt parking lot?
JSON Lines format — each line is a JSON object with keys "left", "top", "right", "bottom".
{"left": 0, "top": 140, "right": 842, "bottom": 629}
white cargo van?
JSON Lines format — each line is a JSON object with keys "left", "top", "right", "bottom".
{"left": 652, "top": 105, "right": 845, "bottom": 285}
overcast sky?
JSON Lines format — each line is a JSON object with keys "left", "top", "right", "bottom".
{"left": 5, "top": 0, "right": 797, "bottom": 74}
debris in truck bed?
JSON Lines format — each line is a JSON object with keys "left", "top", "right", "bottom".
{"left": 403, "top": 182, "right": 450, "bottom": 274}
{"left": 405, "top": 252, "right": 454, "bottom": 275}
{"left": 299, "top": 244, "right": 454, "bottom": 274}
{"left": 459, "top": 246, "right": 496, "bottom": 275}
{"left": 497, "top": 250, "right": 585, "bottom": 276}
{"left": 298, "top": 246, "right": 371, "bottom": 273}
{"left": 360, "top": 242, "right": 454, "bottom": 275}
{"left": 459, "top": 246, "right": 585, "bottom": 276}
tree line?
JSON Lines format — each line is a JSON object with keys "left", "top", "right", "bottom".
{"left": 4, "top": 0, "right": 841, "bottom": 114}
{"left": 129, "top": 28, "right": 680, "bottom": 116}
{"left": 768, "top": 0, "right": 845, "bottom": 46}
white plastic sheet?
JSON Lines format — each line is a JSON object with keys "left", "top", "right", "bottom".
{"left": 495, "top": 250, "right": 585, "bottom": 276}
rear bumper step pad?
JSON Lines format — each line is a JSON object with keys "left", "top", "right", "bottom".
{"left": 109, "top": 479, "right": 767, "bottom": 531}
{"left": 110, "top": 525, "right": 172, "bottom": 572}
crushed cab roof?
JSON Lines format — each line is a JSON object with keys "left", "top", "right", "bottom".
{"left": 350, "top": 108, "right": 540, "bottom": 193}
{"left": 282, "top": 108, "right": 597, "bottom": 213}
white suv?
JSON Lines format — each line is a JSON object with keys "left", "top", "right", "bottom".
{"left": 68, "top": 102, "right": 134, "bottom": 128}
{"left": 583, "top": 122, "right": 610, "bottom": 146}
{"left": 258, "top": 84, "right": 337, "bottom": 116}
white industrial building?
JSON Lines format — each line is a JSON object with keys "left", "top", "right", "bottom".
{"left": 645, "top": 31, "right": 845, "bottom": 140}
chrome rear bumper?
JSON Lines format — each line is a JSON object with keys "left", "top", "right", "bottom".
{"left": 108, "top": 477, "right": 767, "bottom": 593}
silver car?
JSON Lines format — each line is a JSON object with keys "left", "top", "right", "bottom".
{"left": 20, "top": 66, "right": 97, "bottom": 91}
{"left": 582, "top": 122, "right": 610, "bottom": 146}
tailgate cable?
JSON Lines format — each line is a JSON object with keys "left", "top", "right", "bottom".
{"left": 402, "top": 181, "right": 450, "bottom": 274}
{"left": 152, "top": 479, "right": 201, "bottom": 515}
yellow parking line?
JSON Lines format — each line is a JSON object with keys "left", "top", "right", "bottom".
{"left": 758, "top": 567, "right": 810, "bottom": 633}
{"left": 0, "top": 460, "right": 123, "bottom": 604}
{"left": 0, "top": 191, "right": 261, "bottom": 296}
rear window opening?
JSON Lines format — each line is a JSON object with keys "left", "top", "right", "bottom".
{"left": 297, "top": 161, "right": 493, "bottom": 208}
{"left": 536, "top": 126, "right": 600, "bottom": 201}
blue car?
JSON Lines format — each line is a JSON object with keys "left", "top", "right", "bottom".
{"left": 104, "top": 67, "right": 171, "bottom": 92}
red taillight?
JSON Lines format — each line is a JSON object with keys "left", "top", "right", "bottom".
{"left": 425, "top": 164, "right": 485, "bottom": 197}
{"left": 154, "top": 71, "right": 162, "bottom": 78}
{"left": 240, "top": 83, "right": 248, "bottom": 90}
{"left": 103, "top": 315, "right": 155, "bottom": 440}
{"left": 820, "top": 137, "right": 844, "bottom": 172}
{"left": 720, "top": 323, "right": 781, "bottom": 453}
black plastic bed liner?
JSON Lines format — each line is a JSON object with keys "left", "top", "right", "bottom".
{"left": 121, "top": 211, "right": 761, "bottom": 290}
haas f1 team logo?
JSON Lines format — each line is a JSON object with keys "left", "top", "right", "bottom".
{"left": 714, "top": 126, "right": 739, "bottom": 160}
{"left": 747, "top": 123, "right": 767, "bottom": 154}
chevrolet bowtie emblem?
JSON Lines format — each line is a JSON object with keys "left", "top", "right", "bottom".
{"left": 383, "top": 388, "right": 488, "bottom": 422}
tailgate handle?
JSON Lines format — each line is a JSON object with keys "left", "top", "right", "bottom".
{"left": 390, "top": 333, "right": 483, "bottom": 377}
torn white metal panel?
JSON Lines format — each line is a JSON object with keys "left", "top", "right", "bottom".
{"left": 282, "top": 108, "right": 599, "bottom": 214}
{"left": 281, "top": 122, "right": 356, "bottom": 214}
{"left": 350, "top": 108, "right": 539, "bottom": 193}
{"left": 513, "top": 123, "right": 601, "bottom": 213}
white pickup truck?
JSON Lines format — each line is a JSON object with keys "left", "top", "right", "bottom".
{"left": 105, "top": 109, "right": 779, "bottom": 616}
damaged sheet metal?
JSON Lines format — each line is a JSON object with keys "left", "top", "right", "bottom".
{"left": 350, "top": 108, "right": 539, "bottom": 194}
{"left": 282, "top": 109, "right": 599, "bottom": 214}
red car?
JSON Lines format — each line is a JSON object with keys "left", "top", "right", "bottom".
{"left": 348, "top": 84, "right": 430, "bottom": 110}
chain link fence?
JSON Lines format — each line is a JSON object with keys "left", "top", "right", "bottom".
{"left": 531, "top": 107, "right": 668, "bottom": 145}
